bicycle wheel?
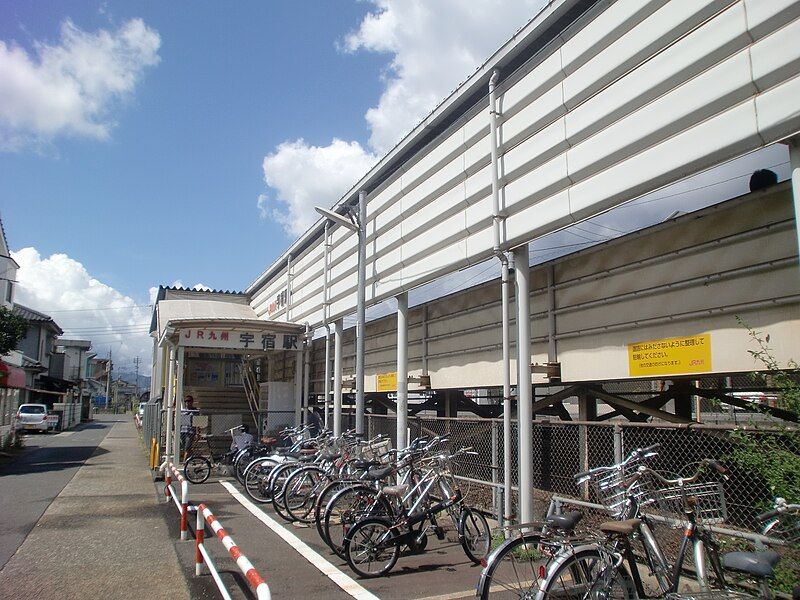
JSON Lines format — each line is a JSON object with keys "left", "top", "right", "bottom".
{"left": 271, "top": 463, "right": 300, "bottom": 522}
{"left": 324, "top": 486, "right": 392, "bottom": 559}
{"left": 284, "top": 466, "right": 328, "bottom": 523}
{"left": 458, "top": 507, "right": 491, "bottom": 564}
{"left": 540, "top": 547, "right": 636, "bottom": 599}
{"left": 234, "top": 448, "right": 254, "bottom": 484}
{"left": 344, "top": 517, "right": 400, "bottom": 578}
{"left": 183, "top": 455, "right": 212, "bottom": 484}
{"left": 477, "top": 533, "right": 548, "bottom": 600}
{"left": 244, "top": 458, "right": 278, "bottom": 503}
{"left": 315, "top": 480, "right": 356, "bottom": 544}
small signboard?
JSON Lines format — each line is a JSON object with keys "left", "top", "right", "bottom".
{"left": 628, "top": 333, "right": 711, "bottom": 377}
{"left": 377, "top": 372, "right": 398, "bottom": 392}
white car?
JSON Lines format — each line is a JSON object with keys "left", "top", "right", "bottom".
{"left": 16, "top": 403, "right": 50, "bottom": 433}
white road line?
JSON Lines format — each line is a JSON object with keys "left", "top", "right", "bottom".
{"left": 219, "top": 481, "right": 381, "bottom": 600}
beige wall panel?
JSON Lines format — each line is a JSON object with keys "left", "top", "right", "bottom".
{"left": 559, "top": 306, "right": 800, "bottom": 382}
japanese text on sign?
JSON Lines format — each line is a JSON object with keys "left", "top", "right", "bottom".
{"left": 376, "top": 372, "right": 398, "bottom": 392}
{"left": 628, "top": 333, "right": 712, "bottom": 376}
{"left": 180, "top": 329, "right": 299, "bottom": 351}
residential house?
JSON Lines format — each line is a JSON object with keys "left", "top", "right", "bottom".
{"left": 0, "top": 216, "right": 24, "bottom": 447}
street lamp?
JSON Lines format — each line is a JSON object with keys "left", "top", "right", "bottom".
{"left": 315, "top": 191, "right": 367, "bottom": 435}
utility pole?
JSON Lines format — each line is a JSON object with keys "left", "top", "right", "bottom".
{"left": 133, "top": 356, "right": 141, "bottom": 402}
{"left": 105, "top": 349, "right": 113, "bottom": 411}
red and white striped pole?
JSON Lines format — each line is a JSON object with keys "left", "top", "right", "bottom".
{"left": 195, "top": 509, "right": 205, "bottom": 575}
{"left": 199, "top": 503, "right": 271, "bottom": 600}
{"left": 168, "top": 462, "right": 189, "bottom": 540}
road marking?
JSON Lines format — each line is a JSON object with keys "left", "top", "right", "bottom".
{"left": 220, "top": 481, "right": 381, "bottom": 600}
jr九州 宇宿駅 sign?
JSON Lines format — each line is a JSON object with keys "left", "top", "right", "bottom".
{"left": 179, "top": 329, "right": 299, "bottom": 351}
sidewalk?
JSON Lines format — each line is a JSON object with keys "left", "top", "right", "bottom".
{"left": 0, "top": 416, "right": 191, "bottom": 600}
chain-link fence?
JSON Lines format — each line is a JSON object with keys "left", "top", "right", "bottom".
{"left": 363, "top": 414, "right": 796, "bottom": 533}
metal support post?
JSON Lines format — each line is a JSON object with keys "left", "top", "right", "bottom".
{"left": 790, "top": 140, "right": 800, "bottom": 259}
{"left": 333, "top": 319, "right": 343, "bottom": 436}
{"left": 502, "top": 253, "right": 513, "bottom": 527}
{"left": 355, "top": 190, "right": 367, "bottom": 435}
{"left": 163, "top": 345, "right": 175, "bottom": 464}
{"left": 323, "top": 328, "right": 331, "bottom": 429}
{"left": 173, "top": 346, "right": 185, "bottom": 466}
{"left": 294, "top": 350, "right": 303, "bottom": 427}
{"left": 396, "top": 292, "right": 409, "bottom": 449}
{"left": 303, "top": 325, "right": 311, "bottom": 425}
{"left": 491, "top": 421, "right": 500, "bottom": 524}
{"left": 514, "top": 243, "right": 533, "bottom": 525}
{"left": 613, "top": 423, "right": 623, "bottom": 464}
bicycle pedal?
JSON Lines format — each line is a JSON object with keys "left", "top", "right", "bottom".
{"left": 434, "top": 526, "right": 445, "bottom": 540}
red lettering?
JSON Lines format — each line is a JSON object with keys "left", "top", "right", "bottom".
{"left": 209, "top": 331, "right": 217, "bottom": 340}
{"left": 197, "top": 330, "right": 205, "bottom": 339}
{"left": 184, "top": 330, "right": 191, "bottom": 338}
{"left": 221, "top": 332, "right": 229, "bottom": 341}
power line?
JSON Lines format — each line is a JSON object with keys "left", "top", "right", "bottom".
{"left": 31, "top": 304, "right": 152, "bottom": 313}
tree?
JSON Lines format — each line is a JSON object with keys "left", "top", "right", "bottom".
{"left": 0, "top": 306, "right": 28, "bottom": 355}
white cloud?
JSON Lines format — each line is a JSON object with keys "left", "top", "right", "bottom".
{"left": 260, "top": 138, "right": 377, "bottom": 237}
{"left": 345, "top": 0, "right": 545, "bottom": 155}
{"left": 260, "top": 0, "right": 544, "bottom": 234}
{"left": 0, "top": 18, "right": 160, "bottom": 151}
{"left": 12, "top": 247, "right": 153, "bottom": 374}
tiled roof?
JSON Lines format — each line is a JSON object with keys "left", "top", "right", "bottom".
{"left": 13, "top": 304, "right": 64, "bottom": 334}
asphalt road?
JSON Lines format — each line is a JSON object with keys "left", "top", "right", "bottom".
{"left": 0, "top": 417, "right": 115, "bottom": 570}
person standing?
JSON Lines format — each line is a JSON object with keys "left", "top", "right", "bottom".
{"left": 180, "top": 395, "right": 198, "bottom": 459}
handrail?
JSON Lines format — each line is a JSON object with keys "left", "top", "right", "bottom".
{"left": 197, "top": 503, "right": 271, "bottom": 600}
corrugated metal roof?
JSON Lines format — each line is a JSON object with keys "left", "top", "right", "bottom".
{"left": 156, "top": 299, "right": 263, "bottom": 336}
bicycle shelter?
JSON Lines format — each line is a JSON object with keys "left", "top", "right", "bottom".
{"left": 150, "top": 289, "right": 305, "bottom": 466}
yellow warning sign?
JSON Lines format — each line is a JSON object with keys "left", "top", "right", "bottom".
{"left": 628, "top": 334, "right": 712, "bottom": 377}
{"left": 377, "top": 372, "right": 398, "bottom": 392}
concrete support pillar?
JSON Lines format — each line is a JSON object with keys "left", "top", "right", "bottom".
{"left": 294, "top": 350, "right": 303, "bottom": 427}
{"left": 396, "top": 292, "right": 409, "bottom": 449}
{"left": 333, "top": 320, "right": 343, "bottom": 436}
{"left": 173, "top": 346, "right": 185, "bottom": 466}
{"left": 514, "top": 243, "right": 533, "bottom": 525}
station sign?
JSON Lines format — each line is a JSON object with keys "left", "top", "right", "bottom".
{"left": 628, "top": 333, "right": 711, "bottom": 377}
{"left": 179, "top": 328, "right": 299, "bottom": 351}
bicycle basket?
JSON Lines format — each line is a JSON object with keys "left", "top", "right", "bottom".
{"left": 652, "top": 480, "right": 727, "bottom": 524}
{"left": 588, "top": 461, "right": 653, "bottom": 518}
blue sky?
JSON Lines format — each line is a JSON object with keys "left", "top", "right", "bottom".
{"left": 1, "top": 1, "right": 383, "bottom": 292}
{"left": 0, "top": 1, "right": 549, "bottom": 368}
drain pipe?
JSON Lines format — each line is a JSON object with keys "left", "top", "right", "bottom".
{"left": 489, "top": 68, "right": 514, "bottom": 527}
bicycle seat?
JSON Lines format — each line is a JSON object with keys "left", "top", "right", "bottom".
{"left": 351, "top": 459, "right": 381, "bottom": 470}
{"left": 364, "top": 465, "right": 393, "bottom": 480}
{"left": 381, "top": 484, "right": 409, "bottom": 497}
{"left": 599, "top": 519, "right": 641, "bottom": 536}
{"left": 319, "top": 452, "right": 341, "bottom": 462}
{"left": 722, "top": 550, "right": 780, "bottom": 578}
{"left": 545, "top": 511, "right": 583, "bottom": 532}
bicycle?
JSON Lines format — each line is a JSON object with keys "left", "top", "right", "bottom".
{"left": 540, "top": 457, "right": 784, "bottom": 599}
{"left": 475, "top": 443, "right": 662, "bottom": 599}
{"left": 183, "top": 426, "right": 244, "bottom": 484}
{"left": 342, "top": 447, "right": 491, "bottom": 578}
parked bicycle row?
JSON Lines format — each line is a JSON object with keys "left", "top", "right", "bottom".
{"left": 181, "top": 425, "right": 799, "bottom": 599}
